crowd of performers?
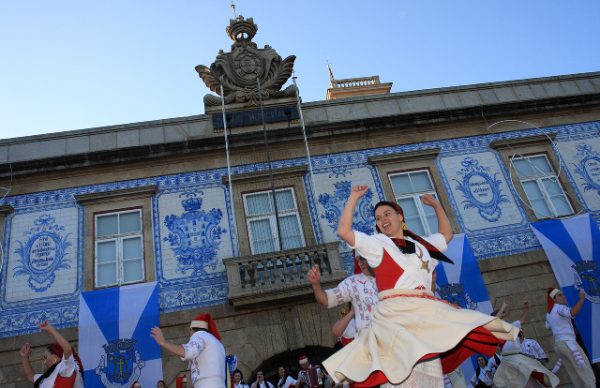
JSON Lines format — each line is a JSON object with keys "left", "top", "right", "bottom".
{"left": 19, "top": 185, "right": 597, "bottom": 387}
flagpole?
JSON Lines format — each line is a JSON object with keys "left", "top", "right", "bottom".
{"left": 256, "top": 73, "right": 284, "bottom": 251}
{"left": 292, "top": 73, "right": 322, "bottom": 243}
{"left": 220, "top": 84, "right": 238, "bottom": 255}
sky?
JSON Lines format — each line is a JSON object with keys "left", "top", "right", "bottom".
{"left": 1, "top": 0, "right": 599, "bottom": 140}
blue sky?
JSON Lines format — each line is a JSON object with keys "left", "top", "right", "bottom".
{"left": 1, "top": 1, "right": 599, "bottom": 140}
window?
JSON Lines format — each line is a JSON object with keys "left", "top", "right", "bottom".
{"left": 389, "top": 170, "right": 439, "bottom": 236}
{"left": 512, "top": 154, "right": 573, "bottom": 218}
{"left": 243, "top": 188, "right": 305, "bottom": 254}
{"left": 95, "top": 209, "right": 144, "bottom": 287}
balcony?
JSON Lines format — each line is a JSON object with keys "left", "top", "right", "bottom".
{"left": 223, "top": 242, "right": 348, "bottom": 307}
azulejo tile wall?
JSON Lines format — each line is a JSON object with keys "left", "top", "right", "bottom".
{"left": 0, "top": 121, "right": 599, "bottom": 336}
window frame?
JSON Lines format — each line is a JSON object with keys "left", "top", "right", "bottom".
{"left": 242, "top": 187, "right": 306, "bottom": 255}
{"left": 510, "top": 153, "right": 574, "bottom": 219}
{"left": 94, "top": 208, "right": 145, "bottom": 288}
{"left": 388, "top": 169, "right": 440, "bottom": 236}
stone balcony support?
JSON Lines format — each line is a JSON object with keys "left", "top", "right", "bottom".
{"left": 224, "top": 242, "right": 347, "bottom": 307}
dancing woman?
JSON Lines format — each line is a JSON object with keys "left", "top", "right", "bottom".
{"left": 323, "top": 185, "right": 518, "bottom": 387}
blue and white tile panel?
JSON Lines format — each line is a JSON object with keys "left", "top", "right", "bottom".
{"left": 1, "top": 120, "right": 600, "bottom": 336}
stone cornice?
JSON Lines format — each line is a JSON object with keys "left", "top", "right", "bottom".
{"left": 489, "top": 133, "right": 557, "bottom": 150}
{"left": 368, "top": 148, "right": 441, "bottom": 165}
{"left": 223, "top": 165, "right": 307, "bottom": 184}
{"left": 74, "top": 185, "right": 157, "bottom": 205}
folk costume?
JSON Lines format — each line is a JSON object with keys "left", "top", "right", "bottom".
{"left": 325, "top": 272, "right": 378, "bottom": 333}
{"left": 521, "top": 338, "right": 548, "bottom": 362}
{"left": 276, "top": 375, "right": 297, "bottom": 388}
{"left": 33, "top": 354, "right": 83, "bottom": 388}
{"left": 33, "top": 347, "right": 84, "bottom": 388}
{"left": 183, "top": 313, "right": 226, "bottom": 388}
{"left": 492, "top": 321, "right": 559, "bottom": 388}
{"left": 545, "top": 288, "right": 596, "bottom": 388}
{"left": 297, "top": 355, "right": 324, "bottom": 388}
{"left": 322, "top": 230, "right": 518, "bottom": 387}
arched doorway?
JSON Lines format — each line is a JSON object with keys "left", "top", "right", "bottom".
{"left": 249, "top": 345, "right": 337, "bottom": 386}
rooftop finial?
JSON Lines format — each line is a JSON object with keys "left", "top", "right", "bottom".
{"left": 230, "top": 1, "right": 237, "bottom": 18}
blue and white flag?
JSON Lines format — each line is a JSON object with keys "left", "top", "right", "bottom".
{"left": 78, "top": 282, "right": 163, "bottom": 387}
{"left": 435, "top": 234, "right": 493, "bottom": 382}
{"left": 531, "top": 213, "right": 600, "bottom": 363}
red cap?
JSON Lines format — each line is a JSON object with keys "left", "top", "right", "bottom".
{"left": 547, "top": 288, "right": 560, "bottom": 313}
{"left": 190, "top": 313, "right": 221, "bottom": 340}
{"left": 353, "top": 250, "right": 362, "bottom": 274}
{"left": 298, "top": 355, "right": 309, "bottom": 364}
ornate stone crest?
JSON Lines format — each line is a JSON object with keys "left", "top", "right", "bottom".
{"left": 163, "top": 192, "right": 227, "bottom": 275}
{"left": 454, "top": 157, "right": 509, "bottom": 222}
{"left": 195, "top": 15, "right": 297, "bottom": 108}
{"left": 13, "top": 214, "right": 72, "bottom": 292}
{"left": 573, "top": 143, "right": 600, "bottom": 195}
{"left": 96, "top": 339, "right": 145, "bottom": 388}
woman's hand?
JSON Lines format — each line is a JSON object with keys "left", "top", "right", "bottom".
{"left": 150, "top": 327, "right": 166, "bottom": 346}
{"left": 38, "top": 320, "right": 54, "bottom": 332}
{"left": 421, "top": 194, "right": 441, "bottom": 208}
{"left": 350, "top": 185, "right": 370, "bottom": 201}
{"left": 19, "top": 343, "right": 31, "bottom": 358}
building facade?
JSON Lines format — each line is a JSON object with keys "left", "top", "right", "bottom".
{"left": 1, "top": 16, "right": 600, "bottom": 387}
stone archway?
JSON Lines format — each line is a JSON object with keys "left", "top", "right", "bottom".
{"left": 250, "top": 345, "right": 336, "bottom": 386}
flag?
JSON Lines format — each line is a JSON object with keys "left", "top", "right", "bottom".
{"left": 435, "top": 234, "right": 494, "bottom": 383}
{"left": 531, "top": 213, "right": 600, "bottom": 362}
{"left": 79, "top": 282, "right": 163, "bottom": 387}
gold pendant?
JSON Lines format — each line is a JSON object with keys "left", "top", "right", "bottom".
{"left": 416, "top": 245, "right": 429, "bottom": 271}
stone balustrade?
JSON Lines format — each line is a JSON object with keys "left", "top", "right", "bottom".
{"left": 331, "top": 76, "right": 381, "bottom": 88}
{"left": 224, "top": 242, "right": 348, "bottom": 307}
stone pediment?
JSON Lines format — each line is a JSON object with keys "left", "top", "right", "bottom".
{"left": 195, "top": 15, "right": 297, "bottom": 109}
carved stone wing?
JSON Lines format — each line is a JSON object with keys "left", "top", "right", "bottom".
{"left": 267, "top": 55, "right": 296, "bottom": 91}
{"left": 195, "top": 64, "right": 223, "bottom": 95}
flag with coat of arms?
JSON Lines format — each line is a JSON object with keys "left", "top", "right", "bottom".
{"left": 435, "top": 234, "right": 494, "bottom": 384}
{"left": 530, "top": 213, "right": 600, "bottom": 363}
{"left": 78, "top": 281, "right": 163, "bottom": 387}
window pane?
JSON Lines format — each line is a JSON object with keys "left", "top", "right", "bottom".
{"left": 249, "top": 219, "right": 275, "bottom": 254}
{"left": 522, "top": 180, "right": 544, "bottom": 201}
{"left": 120, "top": 211, "right": 141, "bottom": 234}
{"left": 97, "top": 263, "right": 117, "bottom": 286}
{"left": 397, "top": 197, "right": 425, "bottom": 235}
{"left": 423, "top": 202, "right": 438, "bottom": 234}
{"left": 513, "top": 159, "right": 534, "bottom": 178}
{"left": 246, "top": 193, "right": 271, "bottom": 216}
{"left": 390, "top": 174, "right": 412, "bottom": 195}
{"left": 279, "top": 215, "right": 303, "bottom": 250}
{"left": 542, "top": 177, "right": 564, "bottom": 196}
{"left": 522, "top": 180, "right": 551, "bottom": 218}
{"left": 552, "top": 196, "right": 572, "bottom": 216}
{"left": 530, "top": 156, "right": 552, "bottom": 175}
{"left": 97, "top": 241, "right": 116, "bottom": 263}
{"left": 123, "top": 237, "right": 142, "bottom": 259}
{"left": 123, "top": 258, "right": 144, "bottom": 283}
{"left": 411, "top": 171, "right": 433, "bottom": 192}
{"left": 97, "top": 215, "right": 118, "bottom": 237}
{"left": 275, "top": 190, "right": 295, "bottom": 211}
{"left": 530, "top": 198, "right": 552, "bottom": 219}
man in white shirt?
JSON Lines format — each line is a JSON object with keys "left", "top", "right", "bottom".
{"left": 151, "top": 313, "right": 226, "bottom": 388}
{"left": 546, "top": 288, "right": 596, "bottom": 388}
{"left": 307, "top": 254, "right": 378, "bottom": 336}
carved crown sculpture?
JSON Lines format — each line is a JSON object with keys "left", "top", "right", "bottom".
{"left": 195, "top": 15, "right": 297, "bottom": 108}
